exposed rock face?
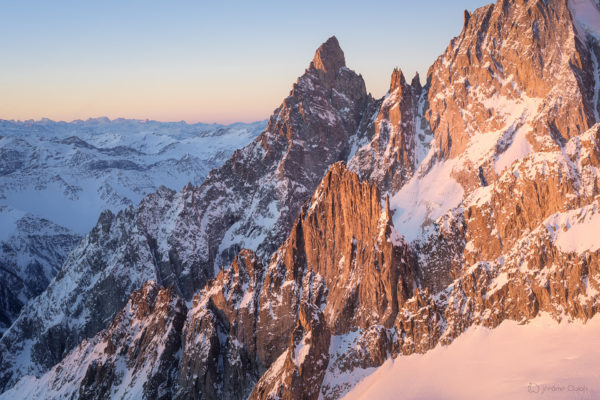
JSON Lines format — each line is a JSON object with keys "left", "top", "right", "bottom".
{"left": 256, "top": 162, "right": 417, "bottom": 372}
{"left": 423, "top": 0, "right": 598, "bottom": 191}
{"left": 310, "top": 36, "right": 346, "bottom": 87}
{"left": 175, "top": 250, "right": 265, "bottom": 400}
{"left": 199, "top": 162, "right": 417, "bottom": 400}
{"left": 0, "top": 281, "right": 187, "bottom": 400}
{"left": 0, "top": 211, "right": 81, "bottom": 334}
{"left": 461, "top": 125, "right": 600, "bottom": 266}
{"left": 399, "top": 123, "right": 600, "bottom": 352}
{"left": 299, "top": 163, "right": 417, "bottom": 333}
{"left": 249, "top": 303, "right": 330, "bottom": 400}
{"left": 0, "top": 251, "right": 267, "bottom": 400}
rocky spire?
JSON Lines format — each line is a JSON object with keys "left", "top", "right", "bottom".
{"left": 411, "top": 72, "right": 422, "bottom": 94}
{"left": 390, "top": 67, "right": 406, "bottom": 92}
{"left": 463, "top": 9, "right": 471, "bottom": 28}
{"left": 385, "top": 194, "right": 392, "bottom": 223}
{"left": 348, "top": 64, "right": 420, "bottom": 194}
{"left": 310, "top": 36, "right": 346, "bottom": 87}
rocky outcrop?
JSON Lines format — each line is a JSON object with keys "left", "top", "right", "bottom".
{"left": 462, "top": 125, "right": 600, "bottom": 265}
{"left": 310, "top": 36, "right": 346, "bottom": 87}
{"left": 175, "top": 250, "right": 265, "bottom": 400}
{"left": 423, "top": 0, "right": 598, "bottom": 190}
{"left": 249, "top": 303, "right": 330, "bottom": 400}
{"left": 256, "top": 162, "right": 417, "bottom": 374}
{"left": 0, "top": 281, "right": 187, "bottom": 400}
{"left": 348, "top": 67, "right": 423, "bottom": 194}
{"left": 0, "top": 250, "right": 266, "bottom": 400}
{"left": 0, "top": 211, "right": 81, "bottom": 334}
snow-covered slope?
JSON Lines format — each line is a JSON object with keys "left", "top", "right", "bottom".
{"left": 343, "top": 314, "right": 600, "bottom": 400}
{"left": 0, "top": 118, "right": 264, "bottom": 334}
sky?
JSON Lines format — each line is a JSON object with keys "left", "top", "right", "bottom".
{"left": 0, "top": 0, "right": 491, "bottom": 124}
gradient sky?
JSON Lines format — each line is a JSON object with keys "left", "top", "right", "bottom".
{"left": 0, "top": 0, "right": 491, "bottom": 124}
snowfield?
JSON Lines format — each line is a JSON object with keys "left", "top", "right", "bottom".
{"left": 343, "top": 314, "right": 600, "bottom": 400}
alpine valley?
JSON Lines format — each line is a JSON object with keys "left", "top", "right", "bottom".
{"left": 1, "top": 0, "right": 600, "bottom": 399}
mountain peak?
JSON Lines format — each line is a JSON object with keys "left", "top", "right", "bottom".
{"left": 463, "top": 9, "right": 471, "bottom": 28}
{"left": 310, "top": 36, "right": 346, "bottom": 84}
{"left": 411, "top": 72, "right": 422, "bottom": 93}
{"left": 390, "top": 67, "right": 406, "bottom": 92}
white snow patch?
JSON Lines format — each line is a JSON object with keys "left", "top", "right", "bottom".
{"left": 465, "top": 87, "right": 542, "bottom": 171}
{"left": 293, "top": 333, "right": 311, "bottom": 368}
{"left": 390, "top": 159, "right": 463, "bottom": 241}
{"left": 463, "top": 185, "right": 493, "bottom": 208}
{"left": 545, "top": 202, "right": 600, "bottom": 254}
{"left": 388, "top": 226, "right": 405, "bottom": 246}
{"left": 488, "top": 271, "right": 509, "bottom": 296}
{"left": 494, "top": 125, "right": 533, "bottom": 174}
{"left": 239, "top": 289, "right": 254, "bottom": 309}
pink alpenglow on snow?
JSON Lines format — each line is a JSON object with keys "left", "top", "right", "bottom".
{"left": 343, "top": 314, "right": 600, "bottom": 400}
